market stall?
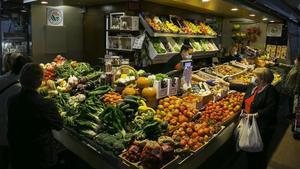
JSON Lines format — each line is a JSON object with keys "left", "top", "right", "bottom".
{"left": 39, "top": 55, "right": 248, "bottom": 169}
{"left": 21, "top": 0, "right": 294, "bottom": 168}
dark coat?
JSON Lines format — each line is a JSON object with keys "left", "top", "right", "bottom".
{"left": 231, "top": 84, "right": 278, "bottom": 133}
{"left": 7, "top": 89, "right": 63, "bottom": 169}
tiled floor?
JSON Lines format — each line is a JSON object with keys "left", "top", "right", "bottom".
{"left": 268, "top": 125, "right": 300, "bottom": 169}
{"left": 198, "top": 92, "right": 300, "bottom": 169}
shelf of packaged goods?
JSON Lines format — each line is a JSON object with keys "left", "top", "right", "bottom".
{"left": 139, "top": 14, "right": 217, "bottom": 39}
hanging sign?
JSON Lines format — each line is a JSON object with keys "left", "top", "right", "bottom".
{"left": 267, "top": 24, "right": 283, "bottom": 37}
{"left": 47, "top": 8, "right": 64, "bottom": 26}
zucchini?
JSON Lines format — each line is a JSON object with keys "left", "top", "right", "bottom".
{"left": 124, "top": 98, "right": 139, "bottom": 106}
{"left": 117, "top": 101, "right": 126, "bottom": 108}
{"left": 120, "top": 104, "right": 131, "bottom": 110}
{"left": 125, "top": 95, "right": 145, "bottom": 101}
{"left": 95, "top": 85, "right": 111, "bottom": 91}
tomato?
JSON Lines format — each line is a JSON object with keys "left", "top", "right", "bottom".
{"left": 163, "top": 102, "right": 170, "bottom": 108}
{"left": 180, "top": 139, "right": 187, "bottom": 146}
{"left": 173, "top": 109, "right": 180, "bottom": 116}
{"left": 198, "top": 136, "right": 204, "bottom": 142}
{"left": 179, "top": 131, "right": 186, "bottom": 136}
{"left": 193, "top": 143, "right": 202, "bottom": 150}
{"left": 186, "top": 128, "right": 193, "bottom": 135}
{"left": 191, "top": 132, "right": 198, "bottom": 138}
{"left": 159, "top": 100, "right": 164, "bottom": 105}
{"left": 181, "top": 122, "right": 188, "bottom": 127}
{"left": 194, "top": 124, "right": 201, "bottom": 131}
{"left": 170, "top": 118, "right": 177, "bottom": 125}
{"left": 198, "top": 129, "right": 204, "bottom": 136}
{"left": 180, "top": 105, "right": 186, "bottom": 111}
{"left": 188, "top": 139, "right": 195, "bottom": 147}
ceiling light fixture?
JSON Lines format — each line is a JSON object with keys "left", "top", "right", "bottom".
{"left": 40, "top": 1, "right": 48, "bottom": 4}
{"left": 270, "top": 20, "right": 275, "bottom": 23}
{"left": 20, "top": 9, "right": 27, "bottom": 13}
{"left": 202, "top": 0, "right": 210, "bottom": 2}
{"left": 249, "top": 14, "right": 255, "bottom": 17}
{"left": 262, "top": 17, "right": 268, "bottom": 21}
{"left": 231, "top": 8, "right": 239, "bottom": 11}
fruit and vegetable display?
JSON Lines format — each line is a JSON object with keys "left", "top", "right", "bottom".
{"left": 144, "top": 15, "right": 217, "bottom": 36}
{"left": 200, "top": 92, "right": 244, "bottom": 123}
{"left": 151, "top": 38, "right": 167, "bottom": 54}
{"left": 203, "top": 64, "right": 244, "bottom": 78}
{"left": 229, "top": 70, "right": 282, "bottom": 85}
{"left": 171, "top": 120, "right": 222, "bottom": 151}
{"left": 40, "top": 55, "right": 282, "bottom": 169}
{"left": 150, "top": 37, "right": 218, "bottom": 55}
{"left": 155, "top": 96, "right": 199, "bottom": 130}
{"left": 121, "top": 137, "right": 183, "bottom": 169}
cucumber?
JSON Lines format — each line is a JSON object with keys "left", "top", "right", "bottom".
{"left": 120, "top": 104, "right": 131, "bottom": 110}
{"left": 125, "top": 95, "right": 145, "bottom": 101}
{"left": 88, "top": 88, "right": 111, "bottom": 95}
{"left": 117, "top": 101, "right": 126, "bottom": 108}
{"left": 124, "top": 98, "right": 139, "bottom": 105}
{"left": 95, "top": 85, "right": 110, "bottom": 90}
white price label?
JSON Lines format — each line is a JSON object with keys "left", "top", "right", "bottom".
{"left": 133, "top": 33, "right": 145, "bottom": 49}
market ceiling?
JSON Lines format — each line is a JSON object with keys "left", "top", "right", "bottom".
{"left": 146, "top": 0, "right": 278, "bottom": 22}
{"left": 24, "top": 0, "right": 281, "bottom": 22}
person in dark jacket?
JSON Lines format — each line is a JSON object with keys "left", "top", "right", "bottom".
{"left": 163, "top": 44, "right": 193, "bottom": 73}
{"left": 0, "top": 54, "right": 31, "bottom": 169}
{"left": 231, "top": 67, "right": 278, "bottom": 169}
{"left": 7, "top": 63, "right": 63, "bottom": 169}
{"left": 280, "top": 56, "right": 300, "bottom": 118}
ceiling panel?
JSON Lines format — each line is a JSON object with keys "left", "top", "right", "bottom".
{"left": 146, "top": 0, "right": 278, "bottom": 22}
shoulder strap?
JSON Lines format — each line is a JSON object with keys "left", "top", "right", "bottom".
{"left": 0, "top": 80, "right": 19, "bottom": 95}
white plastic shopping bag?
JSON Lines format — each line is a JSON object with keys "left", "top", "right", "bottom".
{"left": 238, "top": 115, "right": 264, "bottom": 152}
{"left": 234, "top": 110, "right": 247, "bottom": 151}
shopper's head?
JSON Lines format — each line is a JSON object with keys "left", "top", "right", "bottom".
{"left": 20, "top": 63, "right": 44, "bottom": 90}
{"left": 3, "top": 53, "right": 21, "bottom": 73}
{"left": 253, "top": 67, "right": 274, "bottom": 86}
{"left": 11, "top": 55, "right": 32, "bottom": 75}
{"left": 180, "top": 44, "right": 193, "bottom": 59}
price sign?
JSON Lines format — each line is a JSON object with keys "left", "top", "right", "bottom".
{"left": 133, "top": 33, "right": 145, "bottom": 49}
